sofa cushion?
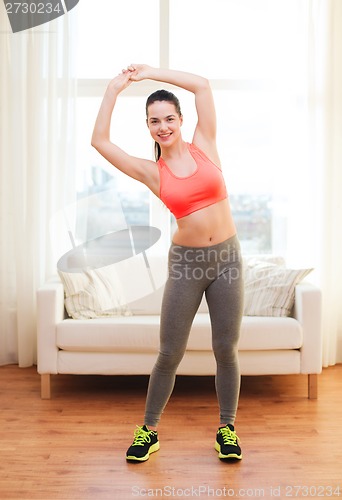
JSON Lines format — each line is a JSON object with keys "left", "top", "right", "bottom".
{"left": 56, "top": 315, "right": 302, "bottom": 352}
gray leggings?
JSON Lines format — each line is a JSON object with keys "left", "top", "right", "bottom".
{"left": 144, "top": 234, "right": 244, "bottom": 427}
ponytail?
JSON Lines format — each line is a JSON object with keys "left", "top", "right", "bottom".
{"left": 154, "top": 141, "right": 161, "bottom": 161}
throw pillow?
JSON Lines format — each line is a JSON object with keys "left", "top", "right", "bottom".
{"left": 58, "top": 265, "right": 131, "bottom": 319}
{"left": 244, "top": 260, "right": 313, "bottom": 317}
{"left": 58, "top": 253, "right": 167, "bottom": 319}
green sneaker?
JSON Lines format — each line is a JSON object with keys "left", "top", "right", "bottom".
{"left": 215, "top": 424, "right": 242, "bottom": 460}
{"left": 126, "top": 425, "right": 160, "bottom": 462}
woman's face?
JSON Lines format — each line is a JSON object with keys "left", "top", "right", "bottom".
{"left": 146, "top": 100, "right": 183, "bottom": 147}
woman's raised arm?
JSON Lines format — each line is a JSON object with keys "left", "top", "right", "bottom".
{"left": 128, "top": 65, "right": 218, "bottom": 158}
{"left": 91, "top": 71, "right": 159, "bottom": 196}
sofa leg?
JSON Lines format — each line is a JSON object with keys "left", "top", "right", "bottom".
{"left": 308, "top": 374, "right": 317, "bottom": 399}
{"left": 41, "top": 374, "right": 51, "bottom": 399}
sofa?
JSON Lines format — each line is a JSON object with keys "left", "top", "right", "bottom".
{"left": 37, "top": 254, "right": 322, "bottom": 400}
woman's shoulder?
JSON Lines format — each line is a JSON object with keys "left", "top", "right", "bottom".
{"left": 188, "top": 142, "right": 207, "bottom": 156}
{"left": 189, "top": 141, "right": 211, "bottom": 160}
{"left": 189, "top": 141, "right": 221, "bottom": 168}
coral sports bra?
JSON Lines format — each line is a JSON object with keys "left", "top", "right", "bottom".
{"left": 157, "top": 143, "right": 228, "bottom": 219}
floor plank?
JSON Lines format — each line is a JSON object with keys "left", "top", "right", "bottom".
{"left": 0, "top": 365, "right": 341, "bottom": 499}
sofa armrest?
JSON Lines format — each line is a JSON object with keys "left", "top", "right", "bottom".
{"left": 293, "top": 282, "right": 322, "bottom": 374}
{"left": 37, "top": 278, "right": 65, "bottom": 375}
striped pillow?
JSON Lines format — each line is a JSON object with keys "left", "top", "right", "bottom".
{"left": 244, "top": 260, "right": 313, "bottom": 317}
{"left": 58, "top": 265, "right": 131, "bottom": 319}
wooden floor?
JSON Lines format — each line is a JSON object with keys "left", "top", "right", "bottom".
{"left": 0, "top": 366, "right": 341, "bottom": 500}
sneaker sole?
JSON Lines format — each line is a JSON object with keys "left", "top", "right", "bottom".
{"left": 126, "top": 441, "right": 160, "bottom": 462}
{"left": 215, "top": 441, "right": 242, "bottom": 460}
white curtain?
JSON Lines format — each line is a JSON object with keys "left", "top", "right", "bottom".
{"left": 286, "top": 0, "right": 342, "bottom": 367}
{"left": 0, "top": 10, "right": 76, "bottom": 366}
{"left": 315, "top": 0, "right": 342, "bottom": 365}
{"left": 305, "top": 0, "right": 342, "bottom": 366}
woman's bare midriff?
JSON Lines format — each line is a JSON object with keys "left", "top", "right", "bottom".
{"left": 171, "top": 198, "right": 237, "bottom": 247}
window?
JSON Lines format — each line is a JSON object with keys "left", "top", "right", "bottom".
{"left": 75, "top": 0, "right": 308, "bottom": 255}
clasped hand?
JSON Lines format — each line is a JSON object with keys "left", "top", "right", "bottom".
{"left": 124, "top": 64, "right": 152, "bottom": 81}
{"left": 108, "top": 64, "right": 152, "bottom": 94}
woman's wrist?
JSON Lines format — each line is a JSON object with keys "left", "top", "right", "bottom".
{"left": 145, "top": 66, "right": 161, "bottom": 80}
{"left": 149, "top": 67, "right": 208, "bottom": 93}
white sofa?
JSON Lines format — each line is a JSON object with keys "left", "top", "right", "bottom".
{"left": 37, "top": 255, "right": 322, "bottom": 400}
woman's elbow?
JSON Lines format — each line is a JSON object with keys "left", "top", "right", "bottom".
{"left": 91, "top": 134, "right": 103, "bottom": 151}
{"left": 91, "top": 139, "right": 98, "bottom": 150}
{"left": 198, "top": 77, "right": 210, "bottom": 90}
{"left": 195, "top": 77, "right": 211, "bottom": 94}
{"left": 203, "top": 77, "right": 210, "bottom": 87}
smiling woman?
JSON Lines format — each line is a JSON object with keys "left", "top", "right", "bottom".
{"left": 91, "top": 64, "right": 244, "bottom": 462}
{"left": 146, "top": 91, "right": 183, "bottom": 162}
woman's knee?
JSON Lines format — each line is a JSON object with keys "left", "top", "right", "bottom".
{"left": 212, "top": 338, "right": 238, "bottom": 363}
{"left": 155, "top": 349, "right": 185, "bottom": 373}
